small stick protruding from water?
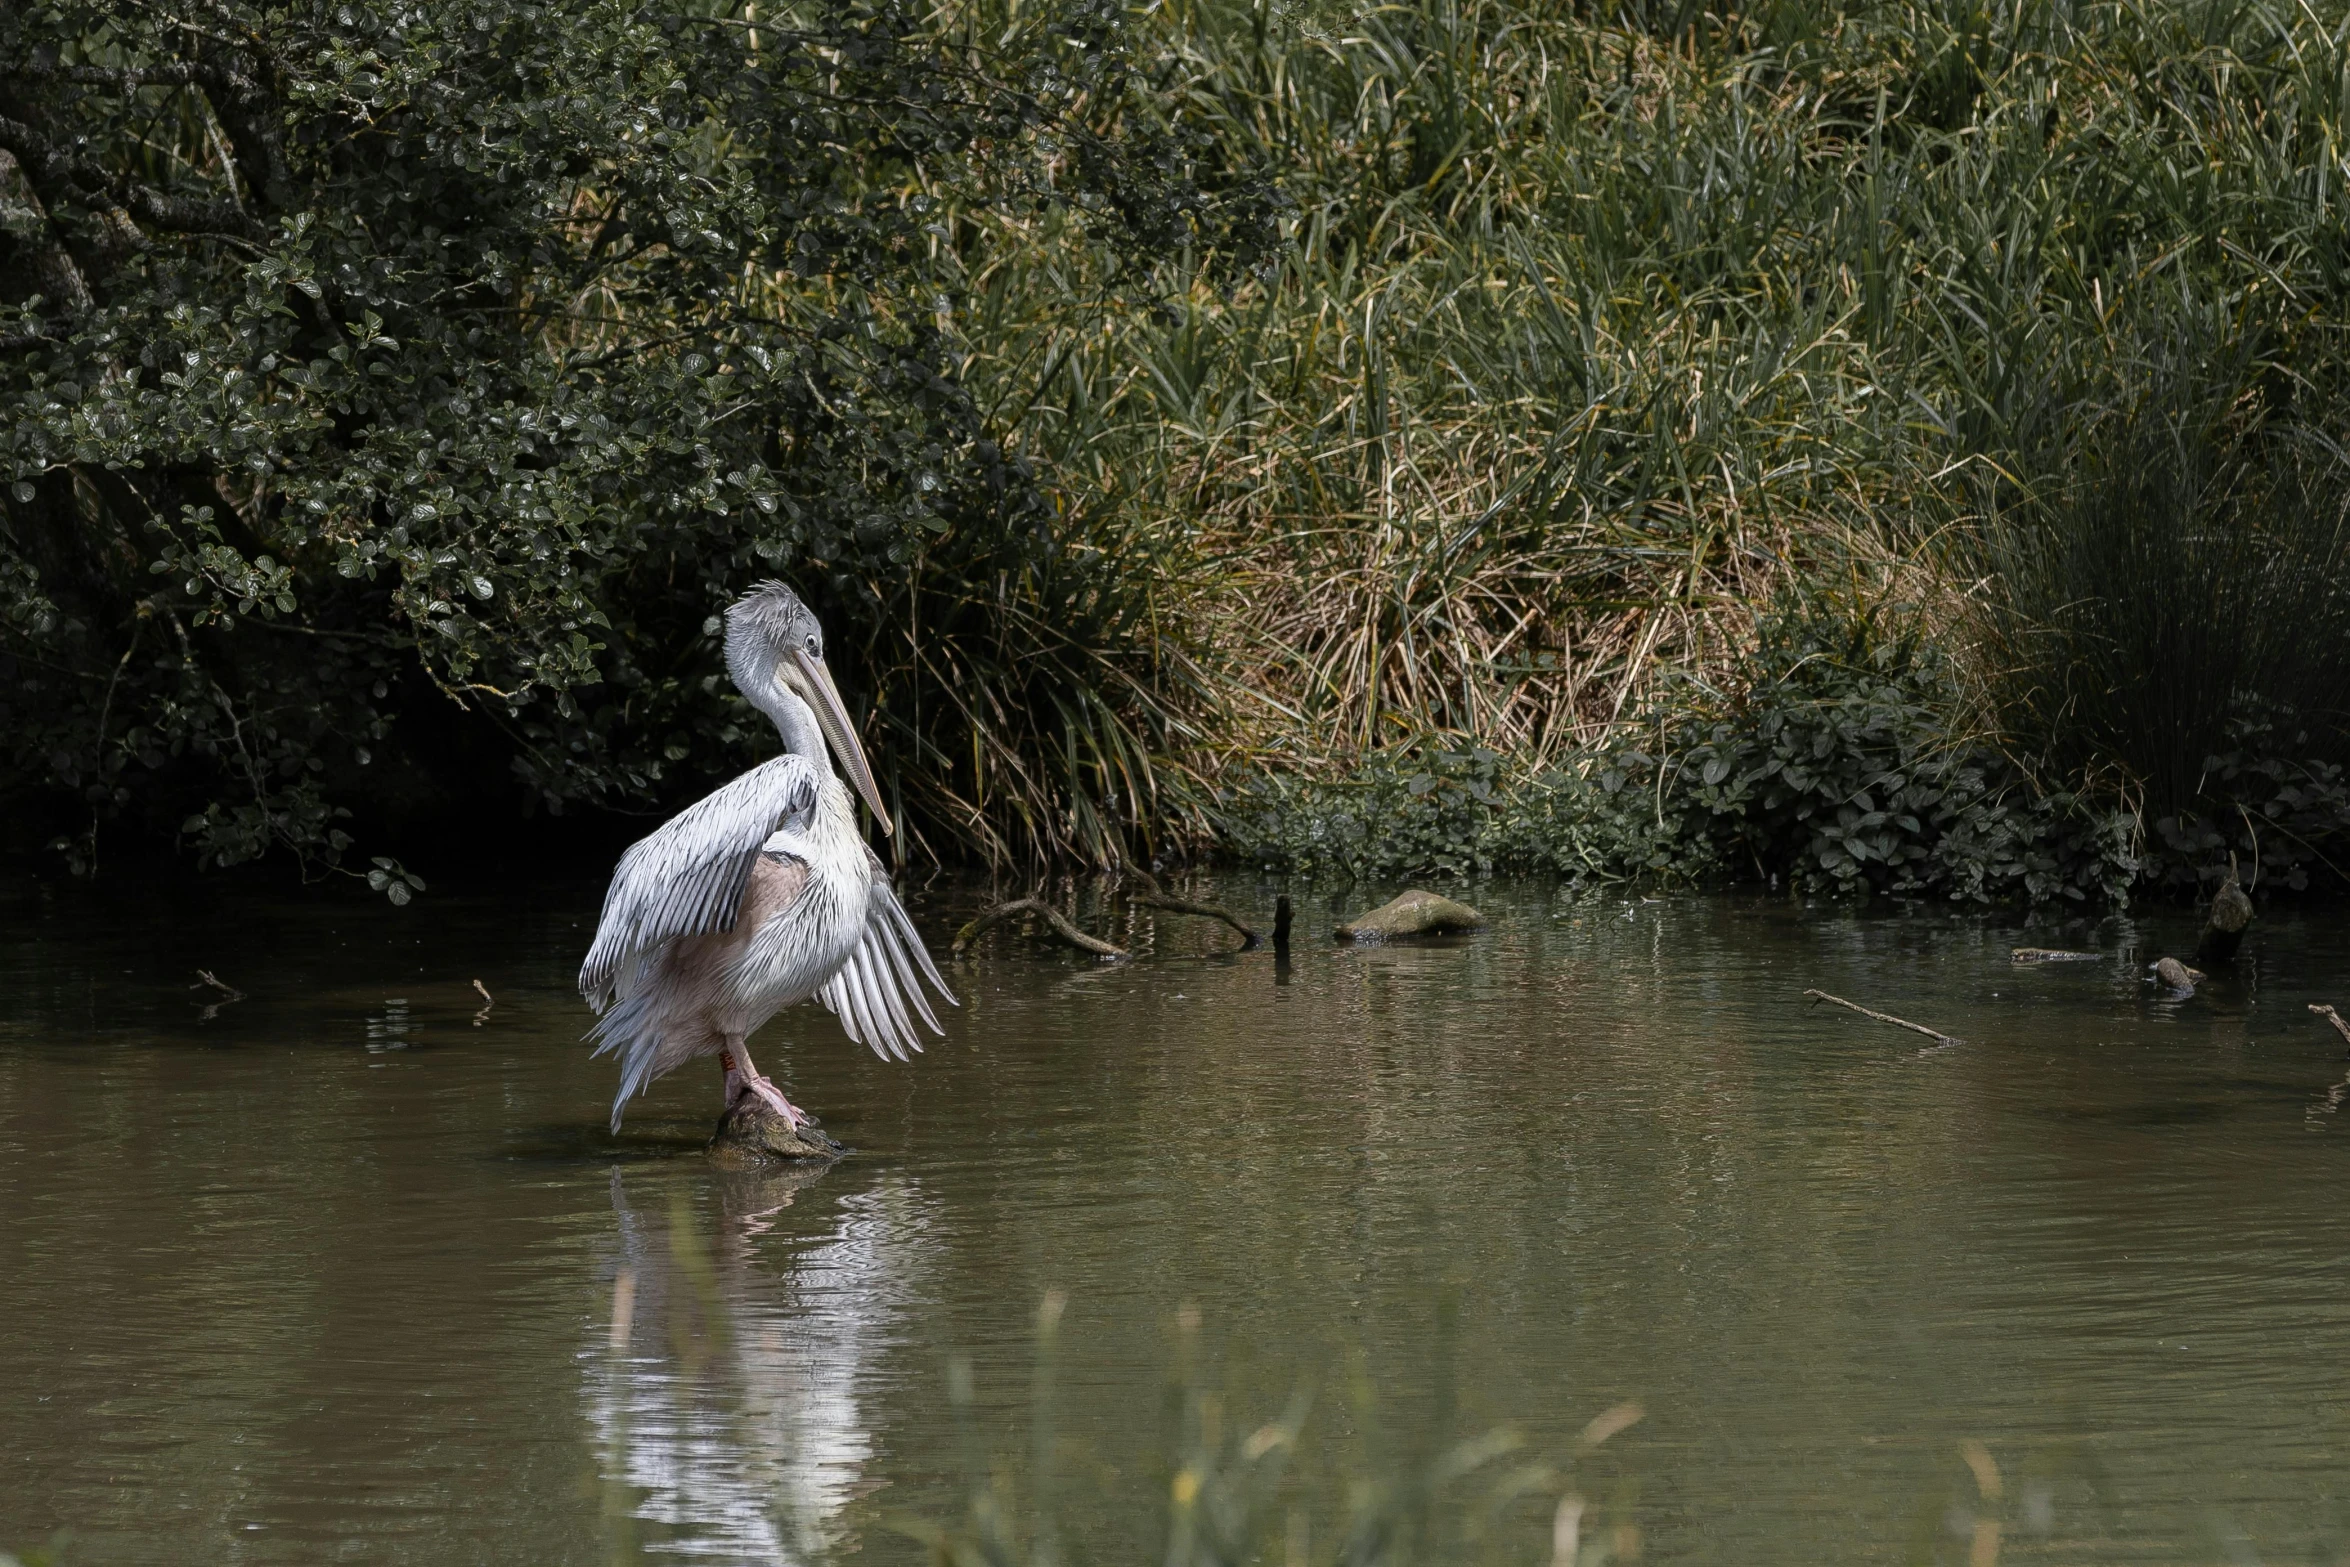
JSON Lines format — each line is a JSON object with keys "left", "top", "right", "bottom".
{"left": 1802, "top": 989, "right": 1961, "bottom": 1047}
{"left": 190, "top": 969, "right": 245, "bottom": 1022}
{"left": 191, "top": 970, "right": 244, "bottom": 1001}
{"left": 2312, "top": 1004, "right": 2350, "bottom": 1050}
{"left": 472, "top": 978, "right": 495, "bottom": 1028}
{"left": 953, "top": 898, "right": 1129, "bottom": 960}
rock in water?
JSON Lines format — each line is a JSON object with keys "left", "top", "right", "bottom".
{"left": 710, "top": 1099, "right": 844, "bottom": 1167}
{"left": 1335, "top": 890, "right": 1486, "bottom": 941}
{"left": 2152, "top": 956, "right": 2207, "bottom": 997}
{"left": 2195, "top": 860, "right": 2254, "bottom": 964}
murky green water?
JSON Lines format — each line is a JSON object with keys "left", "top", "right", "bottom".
{"left": 4, "top": 874, "right": 2350, "bottom": 1563}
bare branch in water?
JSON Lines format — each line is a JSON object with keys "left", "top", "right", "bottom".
{"left": 953, "top": 898, "right": 1128, "bottom": 960}
{"left": 1125, "top": 868, "right": 1259, "bottom": 947}
{"left": 1802, "top": 989, "right": 1961, "bottom": 1048}
{"left": 190, "top": 969, "right": 245, "bottom": 1023}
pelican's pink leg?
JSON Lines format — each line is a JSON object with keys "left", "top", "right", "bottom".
{"left": 718, "top": 1038, "right": 804, "bottom": 1129}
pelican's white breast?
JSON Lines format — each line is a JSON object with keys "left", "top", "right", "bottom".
{"left": 727, "top": 779, "right": 873, "bottom": 1026}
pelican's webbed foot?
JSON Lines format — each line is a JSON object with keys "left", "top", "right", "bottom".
{"left": 719, "top": 1044, "right": 804, "bottom": 1129}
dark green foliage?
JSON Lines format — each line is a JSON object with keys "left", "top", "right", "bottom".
{"left": 1965, "top": 327, "right": 2350, "bottom": 821}
{"left": 0, "top": 0, "right": 1268, "bottom": 883}
{"left": 1220, "top": 600, "right": 2143, "bottom": 904}
{"left": 2143, "top": 705, "right": 2350, "bottom": 898}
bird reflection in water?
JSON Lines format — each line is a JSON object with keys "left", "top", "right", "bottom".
{"left": 587, "top": 1164, "right": 930, "bottom": 1564}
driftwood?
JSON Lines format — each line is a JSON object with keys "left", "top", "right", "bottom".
{"left": 1802, "top": 989, "right": 1962, "bottom": 1047}
{"left": 1336, "top": 890, "right": 1486, "bottom": 941}
{"left": 951, "top": 897, "right": 1129, "bottom": 960}
{"left": 471, "top": 978, "right": 495, "bottom": 1027}
{"left": 2151, "top": 957, "right": 2206, "bottom": 996}
{"left": 1126, "top": 869, "right": 1259, "bottom": 947}
{"left": 2195, "top": 855, "right": 2254, "bottom": 964}
{"left": 2311, "top": 1004, "right": 2350, "bottom": 1050}
{"left": 2010, "top": 948, "right": 2103, "bottom": 964}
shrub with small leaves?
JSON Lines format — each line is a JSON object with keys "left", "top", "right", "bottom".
{"left": 1220, "top": 598, "right": 2141, "bottom": 905}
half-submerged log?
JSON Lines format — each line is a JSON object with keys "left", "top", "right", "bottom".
{"left": 2195, "top": 856, "right": 2254, "bottom": 964}
{"left": 711, "top": 1099, "right": 845, "bottom": 1167}
{"left": 1335, "top": 890, "right": 1486, "bottom": 941}
{"left": 2151, "top": 957, "right": 2206, "bottom": 997}
{"left": 2311, "top": 1004, "right": 2350, "bottom": 1050}
{"left": 2010, "top": 948, "right": 2103, "bottom": 964}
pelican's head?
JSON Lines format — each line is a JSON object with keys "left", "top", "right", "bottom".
{"left": 724, "top": 581, "right": 894, "bottom": 836}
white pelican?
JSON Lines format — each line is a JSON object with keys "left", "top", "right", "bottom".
{"left": 579, "top": 581, "right": 955, "bottom": 1131}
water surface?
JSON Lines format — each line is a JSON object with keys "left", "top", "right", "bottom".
{"left": 4, "top": 875, "right": 2349, "bottom": 1563}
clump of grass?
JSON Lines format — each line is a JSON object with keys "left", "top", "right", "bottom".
{"left": 898, "top": 1296, "right": 1647, "bottom": 1567}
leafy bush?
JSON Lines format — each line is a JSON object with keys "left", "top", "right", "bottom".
{"left": 1219, "top": 600, "right": 2143, "bottom": 904}
{"left": 2139, "top": 705, "right": 2350, "bottom": 898}
{"left": 0, "top": 0, "right": 1269, "bottom": 882}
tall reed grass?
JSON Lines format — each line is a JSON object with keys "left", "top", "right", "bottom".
{"left": 937, "top": 0, "right": 2350, "bottom": 869}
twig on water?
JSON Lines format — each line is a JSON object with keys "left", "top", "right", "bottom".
{"left": 1125, "top": 868, "right": 1259, "bottom": 947}
{"left": 2311, "top": 1004, "right": 2350, "bottom": 1050}
{"left": 952, "top": 898, "right": 1129, "bottom": 960}
{"left": 1802, "top": 989, "right": 1962, "bottom": 1047}
{"left": 472, "top": 979, "right": 495, "bottom": 1028}
{"left": 190, "top": 969, "right": 245, "bottom": 1023}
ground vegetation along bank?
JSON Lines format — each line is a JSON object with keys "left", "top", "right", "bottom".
{"left": 5, "top": 0, "right": 2350, "bottom": 898}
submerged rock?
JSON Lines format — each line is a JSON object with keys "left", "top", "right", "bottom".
{"left": 709, "top": 1099, "right": 845, "bottom": 1167}
{"left": 2152, "top": 956, "right": 2207, "bottom": 997}
{"left": 1335, "top": 889, "right": 1486, "bottom": 941}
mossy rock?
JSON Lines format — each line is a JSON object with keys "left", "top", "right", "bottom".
{"left": 710, "top": 1100, "right": 845, "bottom": 1166}
{"left": 1335, "top": 890, "right": 1486, "bottom": 942}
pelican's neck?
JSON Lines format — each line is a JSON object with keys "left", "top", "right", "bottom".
{"left": 740, "top": 662, "right": 834, "bottom": 776}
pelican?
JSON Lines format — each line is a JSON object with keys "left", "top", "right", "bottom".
{"left": 579, "top": 581, "right": 955, "bottom": 1131}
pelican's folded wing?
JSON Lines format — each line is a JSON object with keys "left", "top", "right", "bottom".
{"left": 818, "top": 854, "right": 959, "bottom": 1062}
{"left": 578, "top": 754, "right": 820, "bottom": 1008}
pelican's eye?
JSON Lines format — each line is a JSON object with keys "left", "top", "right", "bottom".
{"left": 804, "top": 634, "right": 820, "bottom": 657}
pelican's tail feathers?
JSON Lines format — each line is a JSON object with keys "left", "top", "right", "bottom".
{"left": 589, "top": 983, "right": 671, "bottom": 1131}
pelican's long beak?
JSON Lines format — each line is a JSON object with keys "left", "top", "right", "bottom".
{"left": 791, "top": 646, "right": 895, "bottom": 836}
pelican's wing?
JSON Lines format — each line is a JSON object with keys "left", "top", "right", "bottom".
{"left": 817, "top": 851, "right": 958, "bottom": 1062}
{"left": 579, "top": 754, "right": 821, "bottom": 1008}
